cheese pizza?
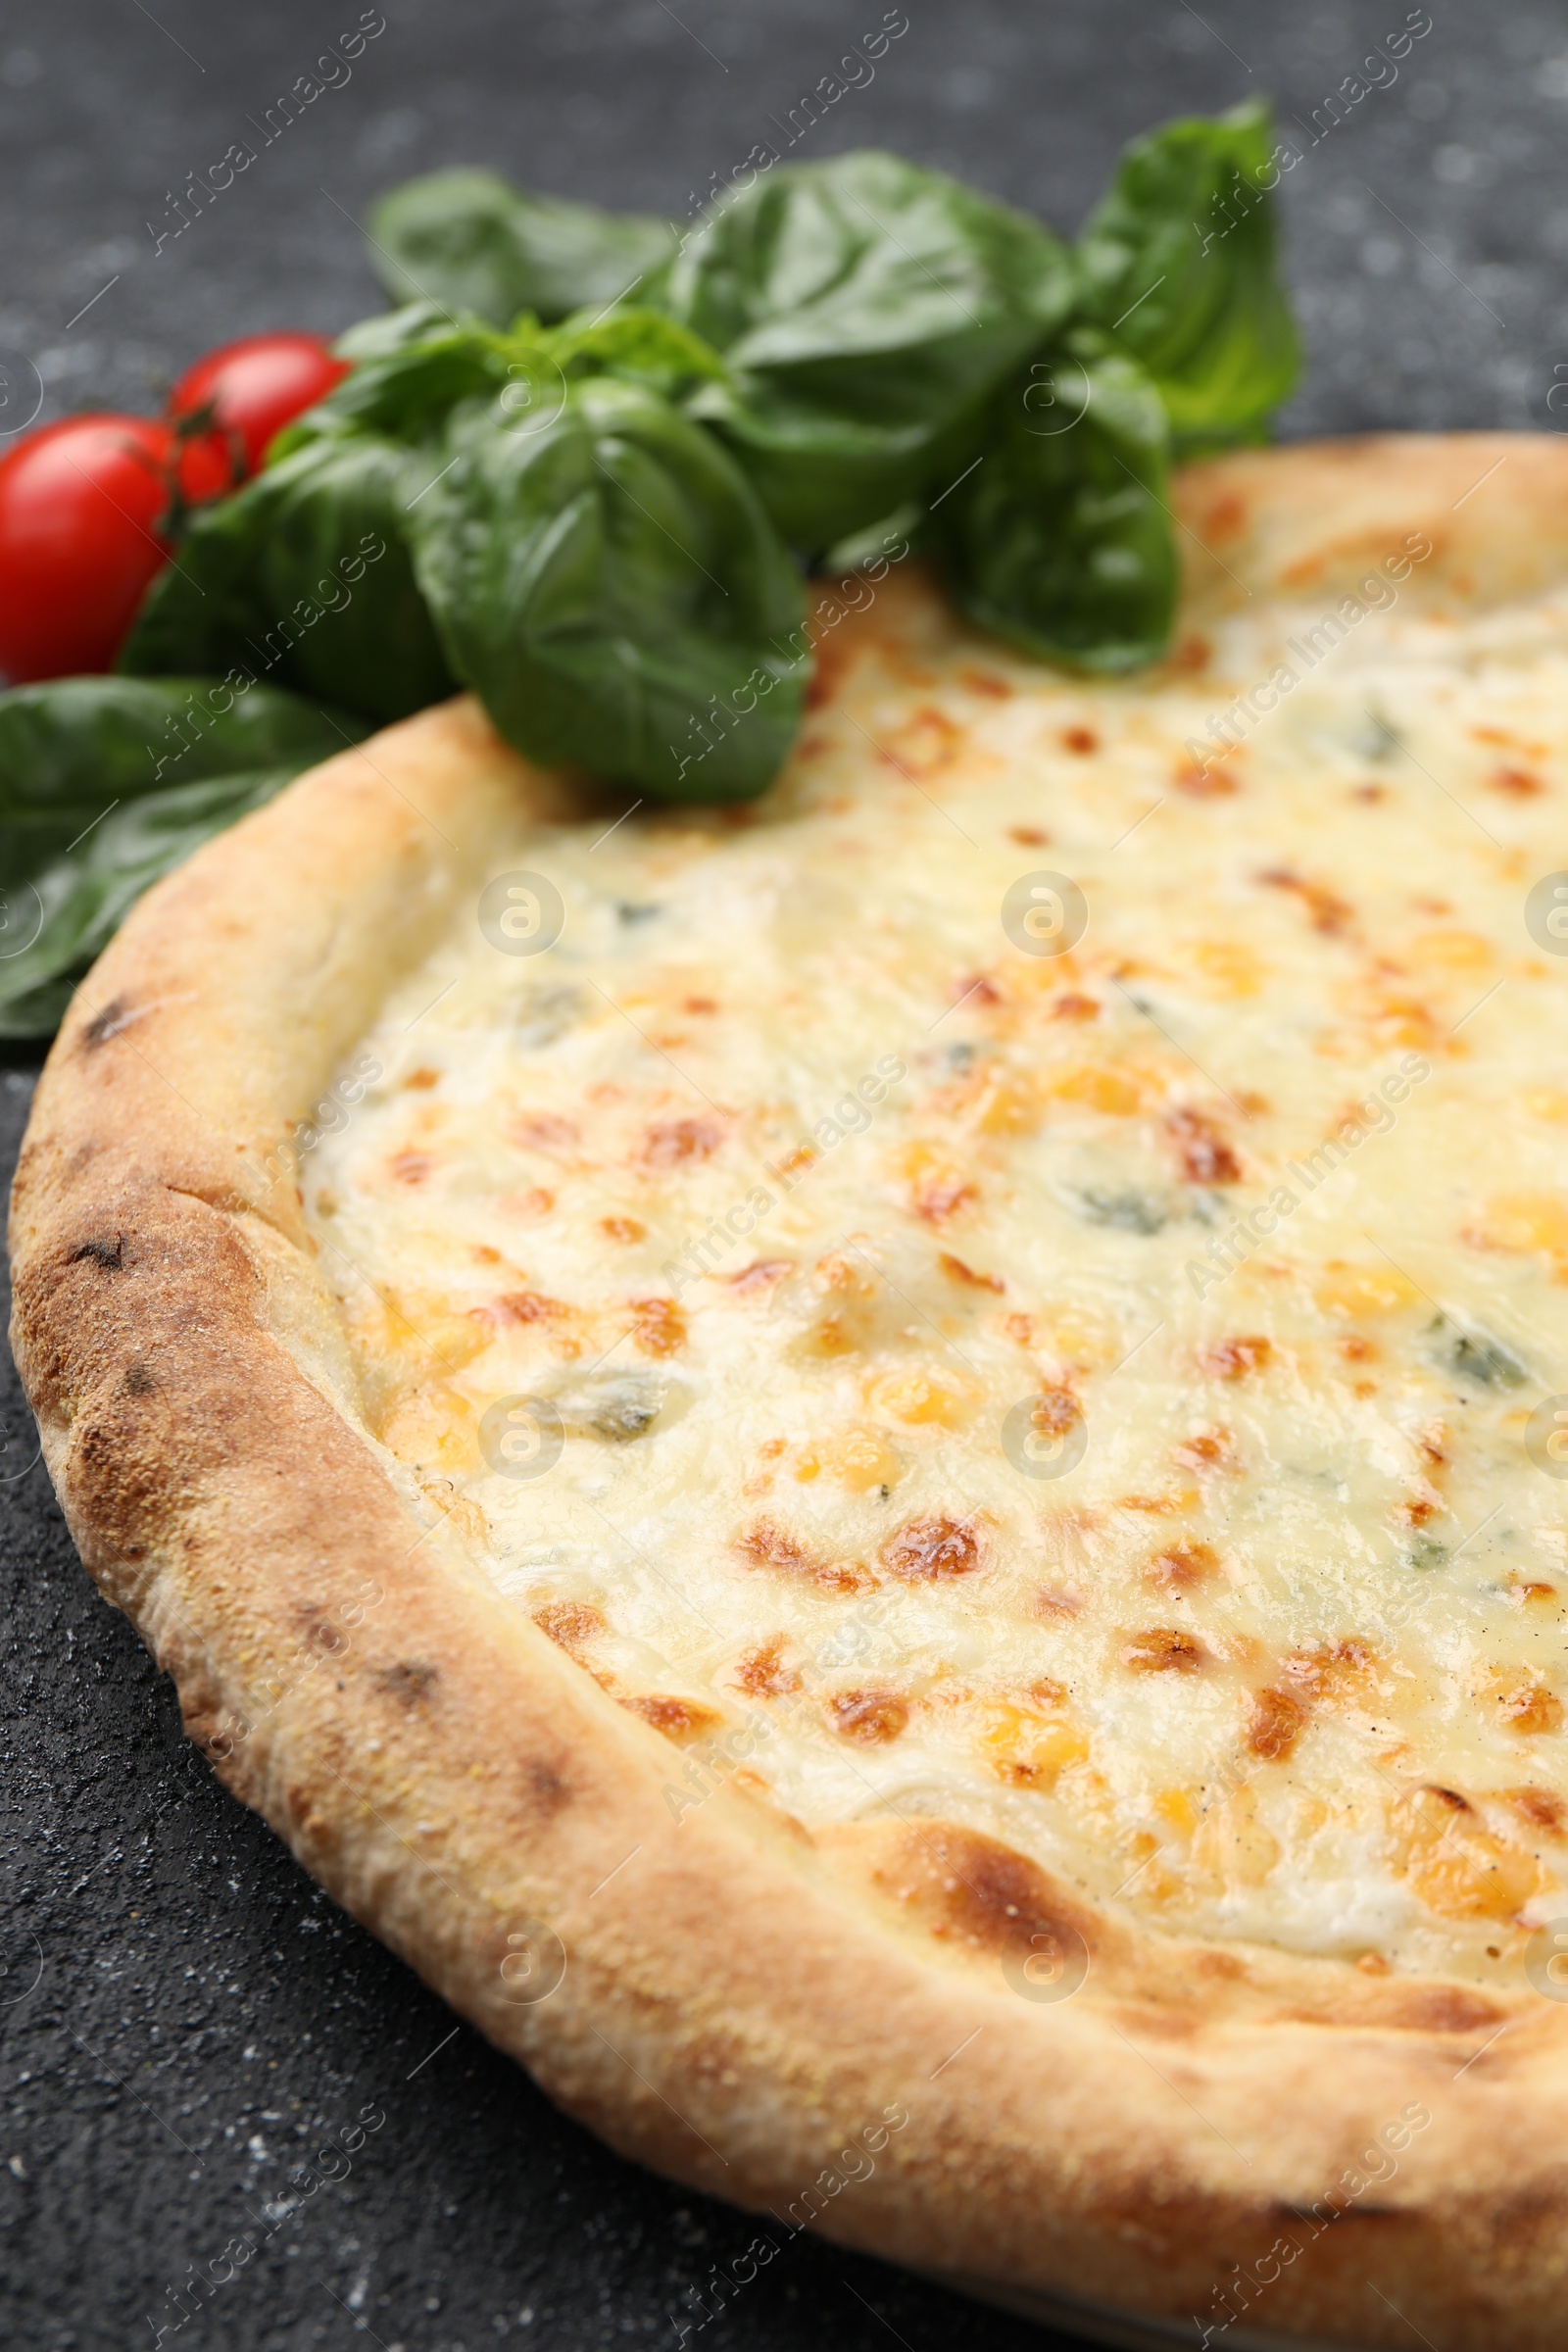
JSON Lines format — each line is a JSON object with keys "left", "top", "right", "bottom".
{"left": 15, "top": 436, "right": 1568, "bottom": 2351}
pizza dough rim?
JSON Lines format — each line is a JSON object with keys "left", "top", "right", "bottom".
{"left": 13, "top": 436, "right": 1568, "bottom": 2351}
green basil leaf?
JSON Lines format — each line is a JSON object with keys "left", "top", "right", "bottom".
{"left": 663, "top": 151, "right": 1073, "bottom": 367}
{"left": 0, "top": 675, "right": 367, "bottom": 1037}
{"left": 274, "top": 328, "right": 512, "bottom": 456}
{"left": 0, "top": 674, "right": 360, "bottom": 872}
{"left": 685, "top": 382, "right": 980, "bottom": 559}
{"left": 409, "top": 376, "right": 808, "bottom": 802}
{"left": 368, "top": 169, "right": 678, "bottom": 326}
{"left": 117, "top": 438, "right": 455, "bottom": 724}
{"left": 662, "top": 151, "right": 1078, "bottom": 546}
{"left": 933, "top": 329, "right": 1177, "bottom": 672}
{"left": 1077, "top": 100, "right": 1299, "bottom": 450}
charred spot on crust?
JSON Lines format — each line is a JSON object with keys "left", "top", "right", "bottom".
{"left": 122, "top": 1362, "right": 156, "bottom": 1396}
{"left": 70, "top": 1235, "right": 122, "bottom": 1271}
{"left": 297, "top": 1610, "right": 348, "bottom": 1656}
{"left": 875, "top": 1823, "right": 1097, "bottom": 1963}
{"left": 374, "top": 1659, "right": 439, "bottom": 1706}
{"left": 523, "top": 1755, "right": 570, "bottom": 1814}
{"left": 881, "top": 1515, "right": 983, "bottom": 1580}
{"left": 82, "top": 998, "right": 134, "bottom": 1050}
{"left": 1480, "top": 2181, "right": 1568, "bottom": 2257}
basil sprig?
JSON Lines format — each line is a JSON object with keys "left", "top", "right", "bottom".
{"left": 112, "top": 121, "right": 1297, "bottom": 811}
{"left": 122, "top": 305, "right": 805, "bottom": 803}
{"left": 2, "top": 121, "right": 1300, "bottom": 1039}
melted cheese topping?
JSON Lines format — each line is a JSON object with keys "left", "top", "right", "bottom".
{"left": 305, "top": 571, "right": 1568, "bottom": 1981}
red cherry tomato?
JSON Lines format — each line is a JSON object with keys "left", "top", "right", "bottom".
{"left": 0, "top": 415, "right": 234, "bottom": 682}
{"left": 168, "top": 332, "right": 349, "bottom": 475}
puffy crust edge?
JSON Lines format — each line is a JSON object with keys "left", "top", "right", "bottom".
{"left": 1172, "top": 430, "right": 1568, "bottom": 618}
{"left": 13, "top": 449, "right": 1568, "bottom": 2351}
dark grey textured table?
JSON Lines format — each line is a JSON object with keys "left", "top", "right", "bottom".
{"left": 2, "top": 4, "right": 1564, "bottom": 2346}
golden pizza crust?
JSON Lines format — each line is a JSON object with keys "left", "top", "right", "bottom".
{"left": 13, "top": 439, "right": 1568, "bottom": 2350}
